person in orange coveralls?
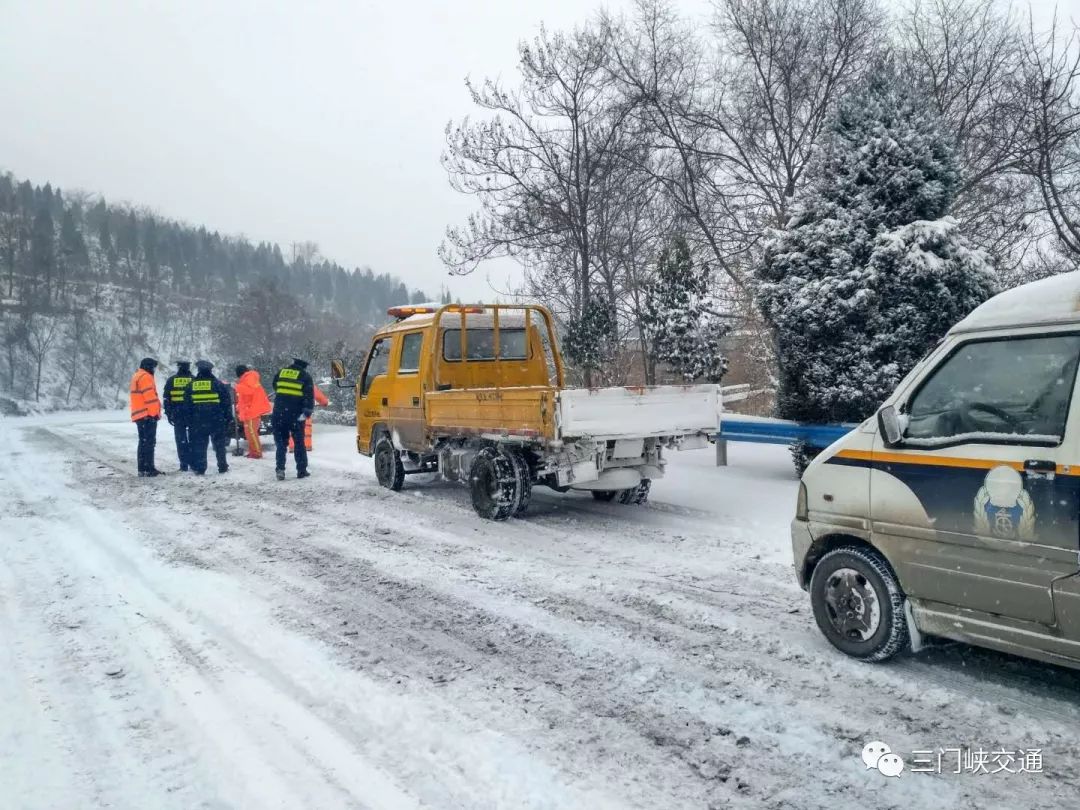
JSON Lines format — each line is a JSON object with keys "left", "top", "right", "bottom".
{"left": 233, "top": 364, "right": 272, "bottom": 459}
{"left": 290, "top": 382, "right": 329, "bottom": 453}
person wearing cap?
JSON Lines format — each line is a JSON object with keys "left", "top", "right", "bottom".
{"left": 183, "top": 360, "right": 234, "bottom": 475}
{"left": 234, "top": 363, "right": 272, "bottom": 459}
{"left": 163, "top": 360, "right": 194, "bottom": 471}
{"left": 271, "top": 357, "right": 315, "bottom": 480}
{"left": 129, "top": 357, "right": 163, "bottom": 477}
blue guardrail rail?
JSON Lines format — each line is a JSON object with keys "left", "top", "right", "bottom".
{"left": 718, "top": 419, "right": 854, "bottom": 450}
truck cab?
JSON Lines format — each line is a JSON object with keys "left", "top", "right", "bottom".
{"left": 793, "top": 271, "right": 1080, "bottom": 669}
{"left": 334, "top": 303, "right": 720, "bottom": 521}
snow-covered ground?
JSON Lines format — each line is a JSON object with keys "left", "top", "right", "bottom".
{"left": 3, "top": 412, "right": 1080, "bottom": 809}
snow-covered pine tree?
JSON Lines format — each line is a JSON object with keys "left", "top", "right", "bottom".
{"left": 756, "top": 59, "right": 996, "bottom": 432}
{"left": 562, "top": 296, "right": 615, "bottom": 384}
{"left": 642, "top": 235, "right": 728, "bottom": 383}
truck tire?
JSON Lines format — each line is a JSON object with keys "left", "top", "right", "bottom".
{"left": 591, "top": 490, "right": 618, "bottom": 502}
{"left": 374, "top": 435, "right": 405, "bottom": 491}
{"left": 809, "top": 546, "right": 910, "bottom": 662}
{"left": 504, "top": 448, "right": 532, "bottom": 516}
{"left": 470, "top": 446, "right": 517, "bottom": 521}
{"left": 617, "top": 479, "right": 651, "bottom": 505}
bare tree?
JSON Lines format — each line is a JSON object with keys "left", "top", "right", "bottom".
{"left": 441, "top": 25, "right": 638, "bottom": 313}
{"left": 1017, "top": 13, "right": 1080, "bottom": 263}
{"left": 898, "top": 0, "right": 1041, "bottom": 279}
{"left": 22, "top": 314, "right": 61, "bottom": 401}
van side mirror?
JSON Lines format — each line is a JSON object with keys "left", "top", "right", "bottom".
{"left": 878, "top": 405, "right": 903, "bottom": 447}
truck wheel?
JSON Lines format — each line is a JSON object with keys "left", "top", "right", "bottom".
{"left": 374, "top": 435, "right": 405, "bottom": 491}
{"left": 617, "top": 479, "right": 651, "bottom": 505}
{"left": 470, "top": 447, "right": 517, "bottom": 521}
{"left": 505, "top": 448, "right": 532, "bottom": 516}
{"left": 809, "top": 546, "right": 910, "bottom": 662}
{"left": 591, "top": 490, "right": 617, "bottom": 502}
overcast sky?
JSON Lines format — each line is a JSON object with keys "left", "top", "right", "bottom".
{"left": 0, "top": 0, "right": 664, "bottom": 301}
{"left": 0, "top": 1, "right": 1065, "bottom": 302}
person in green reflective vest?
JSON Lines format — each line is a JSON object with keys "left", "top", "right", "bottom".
{"left": 271, "top": 357, "right": 315, "bottom": 480}
{"left": 182, "top": 360, "right": 234, "bottom": 475}
{"left": 163, "top": 360, "right": 194, "bottom": 471}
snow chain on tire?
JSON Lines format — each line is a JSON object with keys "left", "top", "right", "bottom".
{"left": 504, "top": 447, "right": 532, "bottom": 516}
{"left": 469, "top": 446, "right": 518, "bottom": 521}
{"left": 617, "top": 478, "right": 651, "bottom": 505}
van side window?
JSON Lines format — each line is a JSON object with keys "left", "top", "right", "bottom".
{"left": 398, "top": 332, "right": 423, "bottom": 374}
{"left": 905, "top": 334, "right": 1080, "bottom": 445}
{"left": 360, "top": 338, "right": 390, "bottom": 396}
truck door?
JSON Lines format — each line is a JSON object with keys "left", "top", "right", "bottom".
{"left": 357, "top": 336, "right": 392, "bottom": 454}
{"left": 870, "top": 331, "right": 1080, "bottom": 626}
{"left": 391, "top": 330, "right": 426, "bottom": 450}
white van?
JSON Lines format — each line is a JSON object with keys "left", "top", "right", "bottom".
{"left": 793, "top": 272, "right": 1080, "bottom": 668}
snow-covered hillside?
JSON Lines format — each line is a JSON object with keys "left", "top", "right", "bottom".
{"left": 3, "top": 413, "right": 1079, "bottom": 808}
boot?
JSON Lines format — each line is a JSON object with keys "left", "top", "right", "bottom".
{"left": 297, "top": 470, "right": 310, "bottom": 479}
{"left": 218, "top": 465, "right": 229, "bottom": 474}
{"left": 275, "top": 469, "right": 285, "bottom": 481}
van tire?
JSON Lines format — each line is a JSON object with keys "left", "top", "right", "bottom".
{"left": 374, "top": 435, "right": 405, "bottom": 491}
{"left": 809, "top": 546, "right": 910, "bottom": 662}
{"left": 470, "top": 446, "right": 517, "bottom": 521}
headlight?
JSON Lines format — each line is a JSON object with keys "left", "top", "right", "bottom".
{"left": 795, "top": 482, "right": 808, "bottom": 521}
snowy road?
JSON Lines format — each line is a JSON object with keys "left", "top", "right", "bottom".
{"left": 3, "top": 412, "right": 1080, "bottom": 809}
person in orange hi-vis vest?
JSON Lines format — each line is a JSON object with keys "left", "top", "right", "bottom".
{"left": 290, "top": 382, "right": 329, "bottom": 453}
{"left": 130, "top": 357, "right": 163, "bottom": 477}
{"left": 233, "top": 365, "right": 272, "bottom": 459}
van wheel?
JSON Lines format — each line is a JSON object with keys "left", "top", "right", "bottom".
{"left": 470, "top": 447, "right": 517, "bottom": 521}
{"left": 617, "top": 479, "right": 651, "bottom": 505}
{"left": 810, "top": 546, "right": 910, "bottom": 662}
{"left": 591, "top": 490, "right": 617, "bottom": 502}
{"left": 374, "top": 435, "right": 405, "bottom": 491}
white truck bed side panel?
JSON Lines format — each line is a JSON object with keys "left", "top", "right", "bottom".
{"left": 556, "top": 384, "right": 721, "bottom": 439}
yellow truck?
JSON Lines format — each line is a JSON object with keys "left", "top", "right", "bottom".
{"left": 331, "top": 303, "right": 721, "bottom": 520}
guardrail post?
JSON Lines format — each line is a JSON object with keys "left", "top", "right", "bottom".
{"left": 715, "top": 438, "right": 728, "bottom": 467}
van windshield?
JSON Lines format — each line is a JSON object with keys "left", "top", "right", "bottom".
{"left": 905, "top": 334, "right": 1080, "bottom": 444}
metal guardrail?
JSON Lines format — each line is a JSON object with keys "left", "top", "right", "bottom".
{"left": 714, "top": 417, "right": 855, "bottom": 466}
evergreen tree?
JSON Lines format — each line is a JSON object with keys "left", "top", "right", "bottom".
{"left": 29, "top": 206, "right": 55, "bottom": 307}
{"left": 756, "top": 60, "right": 996, "bottom": 428}
{"left": 642, "top": 235, "right": 728, "bottom": 383}
{"left": 563, "top": 296, "right": 615, "bottom": 383}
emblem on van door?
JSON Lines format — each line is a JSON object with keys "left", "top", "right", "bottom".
{"left": 973, "top": 465, "right": 1035, "bottom": 541}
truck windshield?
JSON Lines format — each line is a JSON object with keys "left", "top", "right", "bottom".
{"left": 443, "top": 328, "right": 528, "bottom": 361}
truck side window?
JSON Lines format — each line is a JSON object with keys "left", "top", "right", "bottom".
{"left": 360, "top": 338, "right": 390, "bottom": 396}
{"left": 398, "top": 332, "right": 423, "bottom": 374}
{"left": 905, "top": 334, "right": 1080, "bottom": 445}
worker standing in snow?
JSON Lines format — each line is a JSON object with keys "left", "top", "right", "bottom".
{"left": 271, "top": 357, "right": 314, "bottom": 480}
{"left": 234, "top": 364, "right": 272, "bottom": 459}
{"left": 163, "top": 360, "right": 194, "bottom": 471}
{"left": 183, "top": 360, "right": 234, "bottom": 475}
{"left": 129, "top": 357, "right": 163, "bottom": 477}
{"left": 289, "top": 382, "right": 329, "bottom": 453}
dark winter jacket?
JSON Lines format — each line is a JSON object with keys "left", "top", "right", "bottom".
{"left": 163, "top": 369, "right": 194, "bottom": 423}
{"left": 182, "top": 369, "right": 234, "bottom": 431}
{"left": 271, "top": 363, "right": 315, "bottom": 426}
